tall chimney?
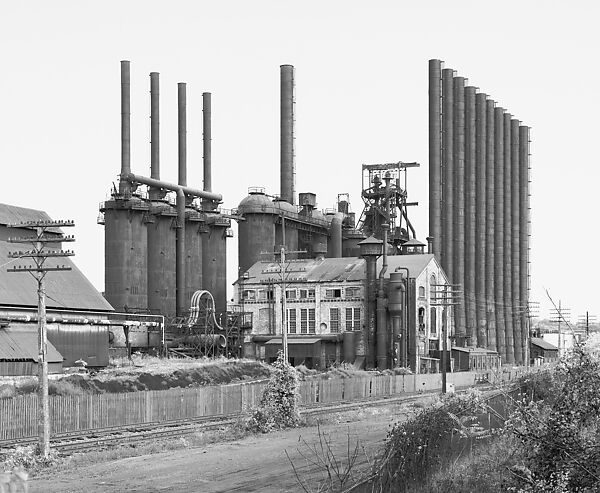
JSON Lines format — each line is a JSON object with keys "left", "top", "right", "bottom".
{"left": 119, "top": 60, "right": 131, "bottom": 196}
{"left": 178, "top": 83, "right": 187, "bottom": 187}
{"left": 149, "top": 72, "right": 160, "bottom": 199}
{"left": 280, "top": 64, "right": 295, "bottom": 204}
{"left": 428, "top": 59, "right": 442, "bottom": 257}
{"left": 203, "top": 92, "right": 212, "bottom": 193}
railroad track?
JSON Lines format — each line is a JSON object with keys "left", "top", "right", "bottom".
{"left": 0, "top": 383, "right": 511, "bottom": 454}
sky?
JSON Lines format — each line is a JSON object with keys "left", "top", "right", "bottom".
{"left": 0, "top": 1, "right": 597, "bottom": 321}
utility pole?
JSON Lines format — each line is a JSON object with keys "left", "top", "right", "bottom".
{"left": 550, "top": 301, "right": 570, "bottom": 357}
{"left": 431, "top": 283, "right": 461, "bottom": 393}
{"left": 578, "top": 312, "right": 597, "bottom": 339}
{"left": 526, "top": 301, "right": 540, "bottom": 367}
{"left": 6, "top": 219, "right": 75, "bottom": 458}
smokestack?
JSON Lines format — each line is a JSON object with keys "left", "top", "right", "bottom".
{"left": 149, "top": 72, "right": 160, "bottom": 199}
{"left": 178, "top": 83, "right": 187, "bottom": 187}
{"left": 464, "top": 85, "right": 477, "bottom": 345}
{"left": 452, "top": 76, "right": 466, "bottom": 343}
{"left": 519, "top": 125, "right": 530, "bottom": 363}
{"left": 475, "top": 92, "right": 487, "bottom": 348}
{"left": 511, "top": 118, "right": 522, "bottom": 364}
{"left": 494, "top": 107, "right": 506, "bottom": 360}
{"left": 441, "top": 68, "right": 454, "bottom": 280}
{"left": 428, "top": 59, "right": 442, "bottom": 257}
{"left": 176, "top": 83, "right": 187, "bottom": 317}
{"left": 203, "top": 92, "right": 212, "bottom": 193}
{"left": 503, "top": 112, "right": 514, "bottom": 363}
{"left": 485, "top": 99, "right": 497, "bottom": 352}
{"left": 280, "top": 64, "right": 295, "bottom": 204}
{"left": 119, "top": 60, "right": 131, "bottom": 196}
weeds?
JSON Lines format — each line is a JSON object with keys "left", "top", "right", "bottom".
{"left": 286, "top": 424, "right": 372, "bottom": 493}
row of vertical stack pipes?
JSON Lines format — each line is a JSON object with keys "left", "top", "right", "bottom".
{"left": 117, "top": 61, "right": 221, "bottom": 319}
{"left": 428, "top": 59, "right": 530, "bottom": 364}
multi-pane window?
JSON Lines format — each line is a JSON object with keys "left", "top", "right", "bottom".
{"left": 258, "top": 289, "right": 274, "bottom": 301}
{"left": 330, "top": 308, "right": 341, "bottom": 333}
{"left": 287, "top": 308, "right": 297, "bottom": 334}
{"left": 345, "top": 307, "right": 361, "bottom": 331}
{"left": 299, "top": 289, "right": 316, "bottom": 299}
{"left": 308, "top": 308, "right": 315, "bottom": 334}
{"left": 300, "top": 309, "right": 308, "bottom": 334}
{"left": 325, "top": 288, "right": 342, "bottom": 299}
{"left": 286, "top": 289, "right": 296, "bottom": 299}
{"left": 299, "top": 308, "right": 316, "bottom": 334}
{"left": 242, "top": 289, "right": 256, "bottom": 300}
{"left": 345, "top": 287, "right": 361, "bottom": 298}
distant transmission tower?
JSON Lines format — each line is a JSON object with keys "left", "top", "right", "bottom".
{"left": 6, "top": 219, "right": 75, "bottom": 458}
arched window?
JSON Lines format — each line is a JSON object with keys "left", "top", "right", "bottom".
{"left": 419, "top": 286, "right": 425, "bottom": 298}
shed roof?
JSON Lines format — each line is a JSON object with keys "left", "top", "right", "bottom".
{"left": 531, "top": 338, "right": 558, "bottom": 351}
{"left": 0, "top": 327, "right": 63, "bottom": 362}
{"left": 239, "top": 253, "right": 440, "bottom": 285}
{"left": 0, "top": 203, "right": 62, "bottom": 233}
{"left": 0, "top": 240, "right": 113, "bottom": 312}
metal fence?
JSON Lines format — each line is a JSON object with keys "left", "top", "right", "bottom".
{"left": 0, "top": 369, "right": 529, "bottom": 441}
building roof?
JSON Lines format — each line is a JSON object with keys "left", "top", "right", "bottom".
{"left": 451, "top": 346, "right": 498, "bottom": 354}
{"left": 0, "top": 327, "right": 63, "bottom": 362}
{"left": 531, "top": 337, "right": 558, "bottom": 351}
{"left": 0, "top": 242, "right": 113, "bottom": 313}
{"left": 239, "top": 253, "right": 441, "bottom": 285}
{"left": 0, "top": 203, "right": 62, "bottom": 233}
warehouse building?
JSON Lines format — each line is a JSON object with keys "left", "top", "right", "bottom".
{"left": 0, "top": 203, "right": 115, "bottom": 374}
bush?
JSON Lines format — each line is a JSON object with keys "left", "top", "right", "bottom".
{"left": 0, "top": 445, "right": 59, "bottom": 473}
{"left": 372, "top": 390, "right": 491, "bottom": 492}
{"left": 505, "top": 349, "right": 600, "bottom": 491}
{"left": 248, "top": 350, "right": 301, "bottom": 433}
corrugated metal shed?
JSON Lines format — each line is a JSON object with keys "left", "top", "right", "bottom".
{"left": 531, "top": 338, "right": 558, "bottom": 351}
{"left": 0, "top": 203, "right": 62, "bottom": 233}
{"left": 0, "top": 240, "right": 113, "bottom": 311}
{"left": 0, "top": 327, "right": 63, "bottom": 362}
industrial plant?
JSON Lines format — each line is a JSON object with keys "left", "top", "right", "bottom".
{"left": 428, "top": 59, "right": 531, "bottom": 365}
{"left": 0, "top": 58, "right": 532, "bottom": 376}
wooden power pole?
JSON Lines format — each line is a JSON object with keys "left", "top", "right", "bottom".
{"left": 6, "top": 219, "right": 75, "bottom": 458}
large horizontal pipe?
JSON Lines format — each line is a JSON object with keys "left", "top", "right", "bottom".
{"left": 0, "top": 311, "right": 162, "bottom": 327}
{"left": 124, "top": 173, "right": 222, "bottom": 201}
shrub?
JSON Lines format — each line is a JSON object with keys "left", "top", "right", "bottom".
{"left": 0, "top": 445, "right": 59, "bottom": 473}
{"left": 505, "top": 348, "right": 600, "bottom": 491}
{"left": 372, "top": 390, "right": 491, "bottom": 492}
{"left": 248, "top": 350, "right": 301, "bottom": 433}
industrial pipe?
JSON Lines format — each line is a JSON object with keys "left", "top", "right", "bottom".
{"left": 329, "top": 213, "right": 343, "bottom": 258}
{"left": 124, "top": 173, "right": 222, "bottom": 201}
{"left": 464, "top": 85, "right": 477, "bottom": 345}
{"left": 503, "top": 113, "right": 514, "bottom": 363}
{"left": 203, "top": 92, "right": 212, "bottom": 193}
{"left": 494, "top": 107, "right": 506, "bottom": 361}
{"left": 452, "top": 76, "right": 466, "bottom": 343}
{"left": 510, "top": 118, "right": 522, "bottom": 364}
{"left": 475, "top": 92, "right": 487, "bottom": 348}
{"left": 178, "top": 83, "right": 187, "bottom": 187}
{"left": 485, "top": 99, "right": 496, "bottom": 352}
{"left": 149, "top": 72, "right": 161, "bottom": 201}
{"left": 119, "top": 60, "right": 131, "bottom": 196}
{"left": 441, "top": 68, "right": 454, "bottom": 282}
{"left": 388, "top": 270, "right": 406, "bottom": 368}
{"left": 176, "top": 189, "right": 186, "bottom": 317}
{"left": 428, "top": 59, "right": 442, "bottom": 257}
{"left": 519, "top": 125, "right": 530, "bottom": 362}
{"left": 280, "top": 64, "right": 295, "bottom": 204}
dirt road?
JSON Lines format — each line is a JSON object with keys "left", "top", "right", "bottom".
{"left": 30, "top": 400, "right": 428, "bottom": 492}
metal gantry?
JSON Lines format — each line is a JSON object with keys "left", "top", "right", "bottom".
{"left": 6, "top": 219, "right": 75, "bottom": 458}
